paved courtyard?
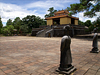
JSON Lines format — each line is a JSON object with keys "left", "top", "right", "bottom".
{"left": 0, "top": 36, "right": 100, "bottom": 75}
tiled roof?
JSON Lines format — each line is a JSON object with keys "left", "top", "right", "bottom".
{"left": 45, "top": 15, "right": 79, "bottom": 20}
{"left": 54, "top": 10, "right": 69, "bottom": 14}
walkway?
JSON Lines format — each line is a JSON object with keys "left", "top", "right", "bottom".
{"left": 0, "top": 36, "right": 100, "bottom": 75}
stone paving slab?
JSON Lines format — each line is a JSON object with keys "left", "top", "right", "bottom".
{"left": 0, "top": 36, "right": 100, "bottom": 75}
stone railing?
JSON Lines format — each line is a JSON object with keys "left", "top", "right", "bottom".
{"left": 45, "top": 29, "right": 53, "bottom": 37}
{"left": 36, "top": 30, "right": 44, "bottom": 36}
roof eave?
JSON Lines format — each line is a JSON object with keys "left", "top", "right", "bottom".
{"left": 45, "top": 15, "right": 79, "bottom": 20}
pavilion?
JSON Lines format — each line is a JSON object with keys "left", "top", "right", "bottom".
{"left": 32, "top": 10, "right": 85, "bottom": 37}
{"left": 45, "top": 10, "right": 79, "bottom": 26}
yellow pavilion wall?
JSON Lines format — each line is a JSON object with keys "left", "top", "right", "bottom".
{"left": 47, "top": 19, "right": 53, "bottom": 26}
{"left": 60, "top": 17, "right": 71, "bottom": 25}
{"left": 75, "top": 20, "right": 78, "bottom": 25}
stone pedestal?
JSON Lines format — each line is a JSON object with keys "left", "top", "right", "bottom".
{"left": 90, "top": 48, "right": 99, "bottom": 53}
{"left": 56, "top": 66, "right": 76, "bottom": 75}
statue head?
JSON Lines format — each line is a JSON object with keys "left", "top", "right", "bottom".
{"left": 63, "top": 25, "right": 70, "bottom": 30}
{"left": 93, "top": 27, "right": 98, "bottom": 33}
{"left": 63, "top": 25, "right": 70, "bottom": 35}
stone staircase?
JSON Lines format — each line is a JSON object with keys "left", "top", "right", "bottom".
{"left": 36, "top": 26, "right": 51, "bottom": 37}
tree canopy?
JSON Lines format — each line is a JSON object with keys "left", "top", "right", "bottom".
{"left": 22, "top": 15, "right": 46, "bottom": 32}
{"left": 67, "top": 0, "right": 100, "bottom": 18}
{"left": 78, "top": 20, "right": 85, "bottom": 26}
{"left": 45, "top": 7, "right": 57, "bottom": 18}
{"left": 1, "top": 25, "right": 14, "bottom": 35}
{"left": 13, "top": 17, "right": 21, "bottom": 26}
{"left": 6, "top": 19, "right": 13, "bottom": 26}
{"left": 1, "top": 15, "right": 46, "bottom": 35}
{"left": 13, "top": 17, "right": 21, "bottom": 32}
{"left": 0, "top": 17, "right": 3, "bottom": 34}
{"left": 85, "top": 20, "right": 92, "bottom": 27}
{"left": 0, "top": 17, "right": 3, "bottom": 28}
{"left": 92, "top": 16, "right": 100, "bottom": 29}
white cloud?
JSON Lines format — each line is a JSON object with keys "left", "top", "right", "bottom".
{"left": 25, "top": 0, "right": 75, "bottom": 15}
{"left": 0, "top": 2, "right": 45, "bottom": 26}
{"left": 25, "top": 0, "right": 70, "bottom": 9}
{"left": 78, "top": 12, "right": 100, "bottom": 22}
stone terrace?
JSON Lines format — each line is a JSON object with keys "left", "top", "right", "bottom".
{"left": 0, "top": 36, "right": 100, "bottom": 75}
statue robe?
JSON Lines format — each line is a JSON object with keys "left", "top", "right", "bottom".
{"left": 60, "top": 35, "right": 72, "bottom": 68}
{"left": 92, "top": 33, "right": 98, "bottom": 48}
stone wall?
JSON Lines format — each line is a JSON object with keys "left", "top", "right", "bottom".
{"left": 31, "top": 28, "right": 43, "bottom": 36}
{"left": 53, "top": 29, "right": 73, "bottom": 37}
{"left": 31, "top": 24, "right": 86, "bottom": 37}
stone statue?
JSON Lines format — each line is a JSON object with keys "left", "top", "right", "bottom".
{"left": 90, "top": 27, "right": 99, "bottom": 53}
{"left": 56, "top": 25, "right": 76, "bottom": 74}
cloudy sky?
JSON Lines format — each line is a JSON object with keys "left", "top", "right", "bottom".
{"left": 0, "top": 0, "right": 100, "bottom": 26}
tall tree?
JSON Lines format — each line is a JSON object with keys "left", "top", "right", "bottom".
{"left": 13, "top": 17, "right": 21, "bottom": 26}
{"left": 85, "top": 16, "right": 100, "bottom": 32}
{"left": 22, "top": 15, "right": 46, "bottom": 33}
{"left": 67, "top": 0, "right": 100, "bottom": 18}
{"left": 13, "top": 17, "right": 21, "bottom": 33}
{"left": 0, "top": 17, "right": 3, "bottom": 34}
{"left": 92, "top": 16, "right": 100, "bottom": 29}
{"left": 6, "top": 19, "right": 12, "bottom": 26}
{"left": 2, "top": 25, "right": 14, "bottom": 35}
{"left": 85, "top": 20, "right": 92, "bottom": 27}
{"left": 45, "top": 7, "right": 57, "bottom": 18}
{"left": 0, "top": 17, "right": 3, "bottom": 28}
{"left": 78, "top": 20, "right": 85, "bottom": 26}
{"left": 92, "top": 16, "right": 100, "bottom": 25}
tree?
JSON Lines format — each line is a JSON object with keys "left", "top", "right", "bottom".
{"left": 22, "top": 15, "right": 46, "bottom": 33}
{"left": 13, "top": 17, "right": 21, "bottom": 26}
{"left": 6, "top": 19, "right": 13, "bottom": 26}
{"left": 7, "top": 25, "right": 14, "bottom": 34}
{"left": 92, "top": 16, "right": 100, "bottom": 31}
{"left": 45, "top": 7, "right": 57, "bottom": 18}
{"left": 84, "top": 20, "right": 92, "bottom": 27}
{"left": 88, "top": 24, "right": 94, "bottom": 32}
{"left": 1, "top": 27, "right": 9, "bottom": 35}
{"left": 0, "top": 17, "right": 3, "bottom": 34}
{"left": 67, "top": 0, "right": 100, "bottom": 18}
{"left": 40, "top": 19, "right": 46, "bottom": 25}
{"left": 13, "top": 17, "right": 21, "bottom": 33}
{"left": 19, "top": 24, "right": 28, "bottom": 35}
{"left": 1, "top": 25, "right": 14, "bottom": 35}
{"left": 78, "top": 20, "right": 85, "bottom": 26}
{"left": 84, "top": 16, "right": 100, "bottom": 32}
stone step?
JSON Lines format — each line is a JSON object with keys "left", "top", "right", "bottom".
{"left": 36, "top": 26, "right": 51, "bottom": 37}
